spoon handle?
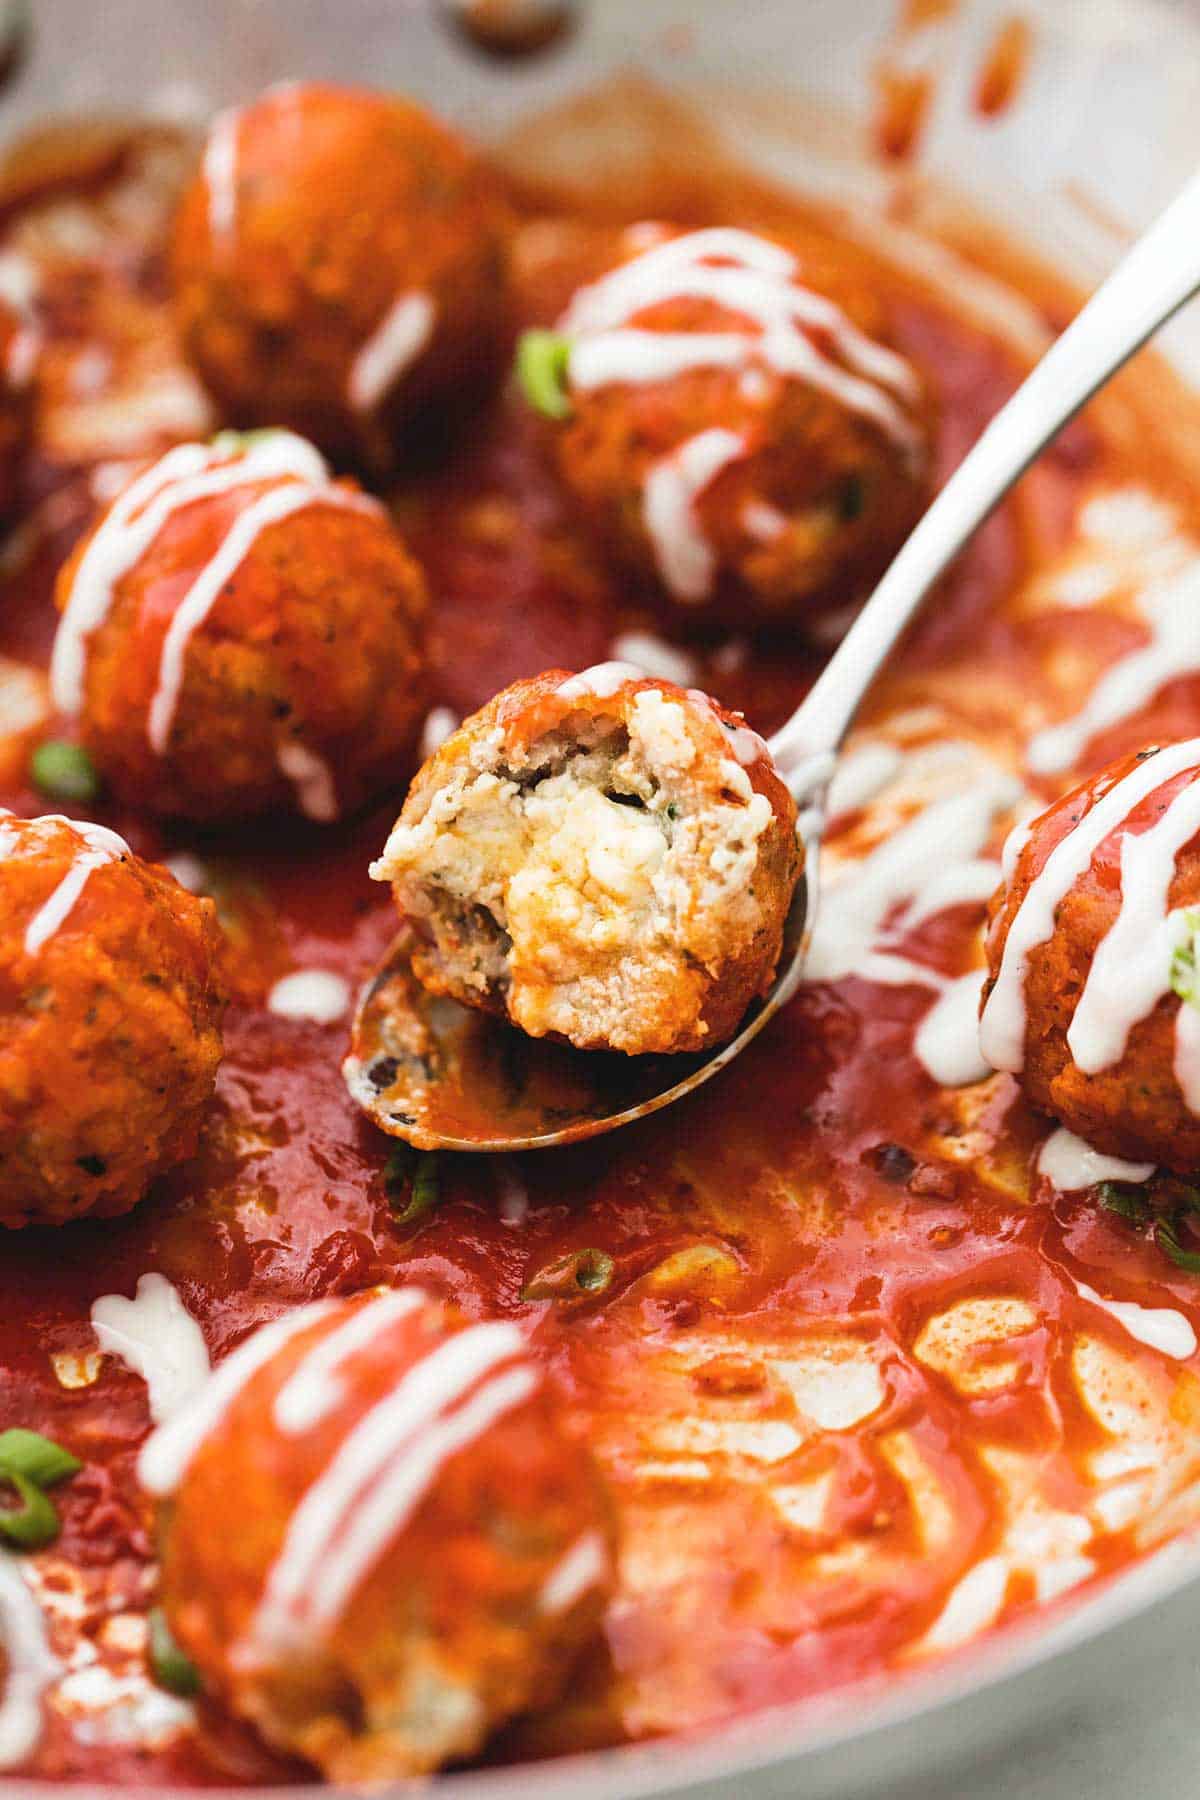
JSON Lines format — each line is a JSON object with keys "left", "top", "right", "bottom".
{"left": 768, "top": 163, "right": 1200, "bottom": 780}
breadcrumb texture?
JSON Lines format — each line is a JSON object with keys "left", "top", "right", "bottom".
{"left": 160, "top": 1291, "right": 615, "bottom": 1783}
{"left": 0, "top": 816, "right": 226, "bottom": 1226}
{"left": 982, "top": 748, "right": 1200, "bottom": 1171}
{"left": 172, "top": 82, "right": 507, "bottom": 465}
{"left": 373, "top": 668, "right": 801, "bottom": 1055}
{"left": 548, "top": 224, "right": 933, "bottom": 626}
{"left": 57, "top": 459, "right": 428, "bottom": 822}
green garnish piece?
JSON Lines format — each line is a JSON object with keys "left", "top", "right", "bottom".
{"left": 1096, "top": 1182, "right": 1150, "bottom": 1226}
{"left": 1156, "top": 1214, "right": 1200, "bottom": 1273}
{"left": 0, "top": 1471, "right": 60, "bottom": 1550}
{"left": 1171, "top": 908, "right": 1200, "bottom": 1009}
{"left": 29, "top": 740, "right": 99, "bottom": 804}
{"left": 521, "top": 1247, "right": 615, "bottom": 1301}
{"left": 210, "top": 427, "right": 286, "bottom": 455}
{"left": 147, "top": 1606, "right": 202, "bottom": 1697}
{"left": 0, "top": 1428, "right": 81, "bottom": 1489}
{"left": 516, "top": 329, "right": 573, "bottom": 421}
{"left": 383, "top": 1145, "right": 416, "bottom": 1191}
{"left": 391, "top": 1152, "right": 440, "bottom": 1225}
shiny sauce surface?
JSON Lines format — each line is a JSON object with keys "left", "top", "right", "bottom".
{"left": 1, "top": 106, "right": 1200, "bottom": 1785}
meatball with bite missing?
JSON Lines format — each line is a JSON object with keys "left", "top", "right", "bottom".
{"left": 981, "top": 741, "right": 1200, "bottom": 1173}
{"left": 517, "top": 224, "right": 931, "bottom": 628}
{"left": 0, "top": 811, "right": 225, "bottom": 1226}
{"left": 142, "top": 1287, "right": 614, "bottom": 1783}
{"left": 371, "top": 666, "right": 800, "bottom": 1056}
{"left": 172, "top": 82, "right": 506, "bottom": 465}
{"left": 50, "top": 429, "right": 427, "bottom": 822}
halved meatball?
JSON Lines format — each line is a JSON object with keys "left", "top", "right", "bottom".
{"left": 518, "top": 224, "right": 932, "bottom": 627}
{"left": 50, "top": 429, "right": 427, "bottom": 822}
{"left": 144, "top": 1287, "right": 614, "bottom": 1782}
{"left": 172, "top": 82, "right": 507, "bottom": 465}
{"left": 980, "top": 741, "right": 1200, "bottom": 1172}
{"left": 0, "top": 811, "right": 226, "bottom": 1226}
{"left": 371, "top": 666, "right": 801, "bottom": 1055}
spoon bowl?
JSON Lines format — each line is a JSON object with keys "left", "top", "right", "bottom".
{"left": 345, "top": 163, "right": 1200, "bottom": 1151}
{"left": 345, "top": 829, "right": 819, "bottom": 1151}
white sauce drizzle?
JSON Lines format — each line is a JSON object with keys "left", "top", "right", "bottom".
{"left": 266, "top": 970, "right": 352, "bottom": 1025}
{"left": 273, "top": 1288, "right": 425, "bottom": 1434}
{"left": 1028, "top": 559, "right": 1200, "bottom": 775}
{"left": 91, "top": 1274, "right": 211, "bottom": 1424}
{"left": 826, "top": 742, "right": 903, "bottom": 819}
{"left": 980, "top": 740, "right": 1200, "bottom": 1074}
{"left": 138, "top": 1303, "right": 336, "bottom": 1496}
{"left": 0, "top": 1555, "right": 59, "bottom": 1771}
{"left": 1067, "top": 777, "right": 1200, "bottom": 1073}
{"left": 148, "top": 478, "right": 377, "bottom": 756}
{"left": 1037, "top": 1127, "right": 1154, "bottom": 1191}
{"left": 913, "top": 970, "right": 991, "bottom": 1088}
{"left": 561, "top": 227, "right": 920, "bottom": 453}
{"left": 274, "top": 741, "right": 340, "bottom": 824}
{"left": 556, "top": 661, "right": 646, "bottom": 701}
{"left": 537, "top": 1531, "right": 609, "bottom": 1616}
{"left": 419, "top": 705, "right": 460, "bottom": 762}
{"left": 348, "top": 293, "right": 436, "bottom": 414}
{"left": 51, "top": 432, "right": 328, "bottom": 718}
{"left": 203, "top": 105, "right": 242, "bottom": 244}
{"left": 252, "top": 1318, "right": 533, "bottom": 1649}
{"left": 642, "top": 428, "right": 748, "bottom": 602}
{"left": 1074, "top": 1280, "right": 1196, "bottom": 1360}
{"left": 9, "top": 817, "right": 130, "bottom": 957}
{"left": 609, "top": 630, "right": 699, "bottom": 688}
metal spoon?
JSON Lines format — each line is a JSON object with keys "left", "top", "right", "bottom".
{"left": 346, "top": 166, "right": 1200, "bottom": 1151}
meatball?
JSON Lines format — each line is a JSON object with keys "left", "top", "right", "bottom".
{"left": 50, "top": 429, "right": 428, "bottom": 822}
{"left": 518, "top": 224, "right": 931, "bottom": 627}
{"left": 0, "top": 811, "right": 226, "bottom": 1226}
{"left": 371, "top": 665, "right": 800, "bottom": 1055}
{"left": 980, "top": 740, "right": 1200, "bottom": 1172}
{"left": 172, "top": 82, "right": 506, "bottom": 465}
{"left": 142, "top": 1287, "right": 614, "bottom": 1782}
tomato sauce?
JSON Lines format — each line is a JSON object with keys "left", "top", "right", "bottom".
{"left": 1, "top": 100, "right": 1199, "bottom": 1786}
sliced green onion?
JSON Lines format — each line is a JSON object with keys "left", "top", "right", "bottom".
{"left": 1156, "top": 1213, "right": 1200, "bottom": 1273}
{"left": 1170, "top": 908, "right": 1200, "bottom": 1009}
{"left": 1096, "top": 1182, "right": 1150, "bottom": 1226}
{"left": 210, "top": 427, "right": 285, "bottom": 456}
{"left": 147, "top": 1606, "right": 202, "bottom": 1697}
{"left": 0, "top": 1471, "right": 60, "bottom": 1550}
{"left": 516, "top": 329, "right": 573, "bottom": 420}
{"left": 29, "top": 740, "right": 99, "bottom": 804}
{"left": 521, "top": 1247, "right": 615, "bottom": 1301}
{"left": 391, "top": 1152, "right": 440, "bottom": 1225}
{"left": 0, "top": 1428, "right": 80, "bottom": 1489}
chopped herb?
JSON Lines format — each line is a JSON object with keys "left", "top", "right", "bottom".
{"left": 1096, "top": 1181, "right": 1150, "bottom": 1225}
{"left": 1171, "top": 908, "right": 1200, "bottom": 1009}
{"left": 147, "top": 1606, "right": 201, "bottom": 1697}
{"left": 1156, "top": 1213, "right": 1200, "bottom": 1273}
{"left": 0, "top": 1428, "right": 80, "bottom": 1489}
{"left": 390, "top": 1152, "right": 440, "bottom": 1225}
{"left": 29, "top": 740, "right": 99, "bottom": 804}
{"left": 521, "top": 1247, "right": 615, "bottom": 1301}
{"left": 210, "top": 427, "right": 284, "bottom": 455}
{"left": 516, "top": 329, "right": 573, "bottom": 420}
{"left": 382, "top": 1145, "right": 415, "bottom": 1191}
{"left": 0, "top": 1472, "right": 60, "bottom": 1550}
